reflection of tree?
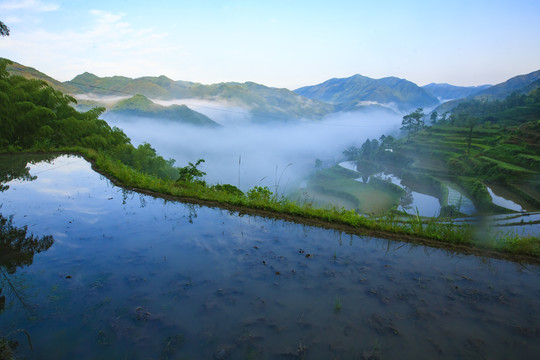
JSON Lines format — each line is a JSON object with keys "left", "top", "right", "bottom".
{"left": 185, "top": 204, "right": 198, "bottom": 224}
{"left": 1, "top": 214, "right": 54, "bottom": 314}
{"left": 0, "top": 213, "right": 54, "bottom": 359}
{"left": 0, "top": 155, "right": 56, "bottom": 356}
{"left": 0, "top": 215, "right": 54, "bottom": 273}
{"left": 356, "top": 161, "right": 381, "bottom": 184}
{"left": 399, "top": 188, "right": 414, "bottom": 210}
{"left": 0, "top": 154, "right": 57, "bottom": 192}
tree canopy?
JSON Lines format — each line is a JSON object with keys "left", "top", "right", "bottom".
{"left": 0, "top": 21, "right": 9, "bottom": 36}
{"left": 400, "top": 108, "right": 425, "bottom": 137}
{"left": 0, "top": 58, "right": 179, "bottom": 180}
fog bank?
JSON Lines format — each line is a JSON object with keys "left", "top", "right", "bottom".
{"left": 150, "top": 98, "right": 252, "bottom": 126}
{"left": 103, "top": 108, "right": 402, "bottom": 193}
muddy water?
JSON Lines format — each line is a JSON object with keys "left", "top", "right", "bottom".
{"left": 1, "top": 155, "right": 539, "bottom": 359}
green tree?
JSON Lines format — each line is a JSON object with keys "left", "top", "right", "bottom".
{"left": 0, "top": 21, "right": 9, "bottom": 36}
{"left": 343, "top": 146, "right": 361, "bottom": 160}
{"left": 465, "top": 116, "right": 478, "bottom": 156}
{"left": 401, "top": 108, "right": 425, "bottom": 138}
{"left": 379, "top": 134, "right": 395, "bottom": 150}
{"left": 430, "top": 110, "right": 438, "bottom": 125}
{"left": 361, "top": 138, "right": 372, "bottom": 157}
{"left": 439, "top": 111, "right": 448, "bottom": 124}
{"left": 177, "top": 159, "right": 206, "bottom": 183}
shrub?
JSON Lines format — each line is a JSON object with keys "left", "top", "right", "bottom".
{"left": 212, "top": 184, "right": 244, "bottom": 197}
{"left": 247, "top": 186, "right": 273, "bottom": 202}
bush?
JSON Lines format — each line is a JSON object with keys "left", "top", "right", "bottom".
{"left": 177, "top": 159, "right": 206, "bottom": 183}
{"left": 212, "top": 184, "right": 244, "bottom": 197}
{"left": 247, "top": 186, "right": 273, "bottom": 202}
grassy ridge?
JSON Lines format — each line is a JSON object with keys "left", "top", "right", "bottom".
{"left": 390, "top": 117, "right": 540, "bottom": 212}
{"left": 39, "top": 146, "right": 534, "bottom": 260}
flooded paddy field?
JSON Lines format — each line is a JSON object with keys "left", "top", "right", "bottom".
{"left": 1, "top": 154, "right": 539, "bottom": 359}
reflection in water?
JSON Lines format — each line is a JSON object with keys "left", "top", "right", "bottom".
{"left": 0, "top": 155, "right": 539, "bottom": 359}
{"left": 447, "top": 186, "right": 476, "bottom": 215}
{"left": 340, "top": 162, "right": 444, "bottom": 216}
{"left": 487, "top": 186, "right": 523, "bottom": 212}
{"left": 0, "top": 215, "right": 54, "bottom": 273}
{"left": 0, "top": 155, "right": 57, "bottom": 356}
{"left": 0, "top": 153, "right": 58, "bottom": 192}
{"left": 0, "top": 213, "right": 55, "bottom": 355}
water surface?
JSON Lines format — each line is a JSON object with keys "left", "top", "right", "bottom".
{"left": 1, "top": 154, "right": 539, "bottom": 359}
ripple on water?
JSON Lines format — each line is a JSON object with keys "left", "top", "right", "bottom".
{"left": 0, "top": 154, "right": 539, "bottom": 359}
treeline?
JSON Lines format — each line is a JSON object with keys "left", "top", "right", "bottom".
{"left": 436, "top": 88, "right": 540, "bottom": 127}
{"left": 0, "top": 59, "right": 178, "bottom": 180}
{"left": 337, "top": 85, "right": 540, "bottom": 214}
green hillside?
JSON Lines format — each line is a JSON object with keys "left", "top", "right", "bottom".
{"left": 110, "top": 94, "right": 219, "bottom": 127}
{"left": 294, "top": 74, "right": 439, "bottom": 111}
{"left": 3, "top": 58, "right": 78, "bottom": 94}
{"left": 304, "top": 87, "right": 540, "bottom": 215}
{"left": 2, "top": 58, "right": 333, "bottom": 122}
{"left": 422, "top": 83, "right": 491, "bottom": 101}
{"left": 66, "top": 73, "right": 334, "bottom": 121}
{"left": 436, "top": 69, "right": 540, "bottom": 113}
{"left": 68, "top": 72, "right": 193, "bottom": 99}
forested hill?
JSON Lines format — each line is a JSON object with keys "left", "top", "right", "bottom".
{"left": 68, "top": 71, "right": 194, "bottom": 99}
{"left": 435, "top": 69, "right": 540, "bottom": 113}
{"left": 422, "top": 83, "right": 492, "bottom": 101}
{"left": 361, "top": 87, "right": 540, "bottom": 213}
{"left": 67, "top": 72, "right": 335, "bottom": 121}
{"left": 294, "top": 74, "right": 439, "bottom": 112}
{"left": 4, "top": 58, "right": 78, "bottom": 94}
{"left": 0, "top": 58, "right": 179, "bottom": 180}
{"left": 109, "top": 94, "right": 219, "bottom": 127}
{"left": 3, "top": 59, "right": 334, "bottom": 121}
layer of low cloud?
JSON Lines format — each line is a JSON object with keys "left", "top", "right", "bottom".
{"left": 103, "top": 106, "right": 403, "bottom": 193}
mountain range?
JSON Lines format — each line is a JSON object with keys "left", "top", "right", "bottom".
{"left": 421, "top": 83, "right": 492, "bottom": 102}
{"left": 435, "top": 69, "right": 540, "bottom": 113}
{"left": 4, "top": 57, "right": 540, "bottom": 125}
{"left": 294, "top": 74, "right": 440, "bottom": 112}
{"left": 67, "top": 72, "right": 334, "bottom": 122}
{"left": 109, "top": 94, "right": 219, "bottom": 127}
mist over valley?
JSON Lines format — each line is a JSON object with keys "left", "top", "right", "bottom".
{"left": 103, "top": 106, "right": 403, "bottom": 193}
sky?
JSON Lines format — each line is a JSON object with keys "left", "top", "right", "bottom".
{"left": 1, "top": 0, "right": 540, "bottom": 90}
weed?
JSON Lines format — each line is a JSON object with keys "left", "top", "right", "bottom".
{"left": 334, "top": 297, "right": 342, "bottom": 313}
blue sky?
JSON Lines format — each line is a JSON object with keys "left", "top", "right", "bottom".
{"left": 1, "top": 0, "right": 540, "bottom": 89}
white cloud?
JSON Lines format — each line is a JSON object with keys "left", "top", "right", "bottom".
{"left": 3, "top": 15, "right": 21, "bottom": 24}
{"left": 1, "top": 9, "right": 182, "bottom": 81}
{"left": 0, "top": 0, "right": 59, "bottom": 12}
{"left": 90, "top": 9, "right": 126, "bottom": 24}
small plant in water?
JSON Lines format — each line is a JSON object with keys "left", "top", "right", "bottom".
{"left": 334, "top": 297, "right": 342, "bottom": 313}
